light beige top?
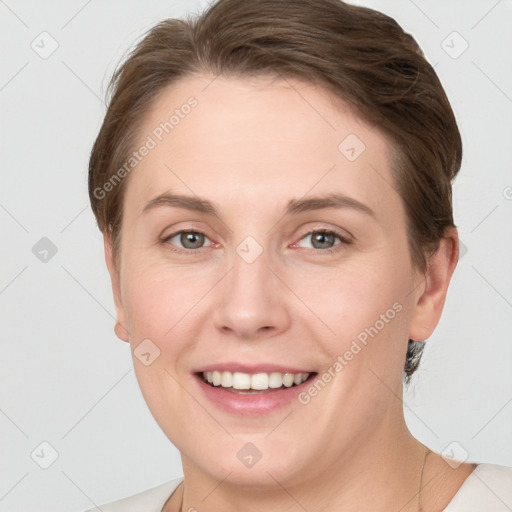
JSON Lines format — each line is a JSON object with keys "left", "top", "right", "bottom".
{"left": 85, "top": 463, "right": 512, "bottom": 512}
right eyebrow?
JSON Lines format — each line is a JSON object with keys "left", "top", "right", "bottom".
{"left": 142, "top": 193, "right": 217, "bottom": 215}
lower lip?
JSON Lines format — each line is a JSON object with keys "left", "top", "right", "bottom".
{"left": 194, "top": 374, "right": 316, "bottom": 416}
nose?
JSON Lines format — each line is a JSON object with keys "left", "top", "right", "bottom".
{"left": 212, "top": 250, "right": 291, "bottom": 340}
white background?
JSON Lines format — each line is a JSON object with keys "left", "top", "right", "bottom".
{"left": 1, "top": 1, "right": 511, "bottom": 510}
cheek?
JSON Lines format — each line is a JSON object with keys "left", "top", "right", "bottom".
{"left": 121, "top": 257, "right": 208, "bottom": 341}
{"left": 301, "top": 261, "right": 408, "bottom": 331}
{"left": 120, "top": 263, "right": 211, "bottom": 433}
{"left": 293, "top": 259, "right": 413, "bottom": 378}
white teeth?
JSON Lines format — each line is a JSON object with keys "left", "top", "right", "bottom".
{"left": 282, "top": 373, "right": 295, "bottom": 387}
{"left": 232, "top": 372, "right": 251, "bottom": 389}
{"left": 212, "top": 370, "right": 221, "bottom": 386}
{"left": 221, "top": 371, "right": 232, "bottom": 387}
{"left": 268, "top": 372, "right": 283, "bottom": 388}
{"left": 202, "top": 370, "right": 310, "bottom": 390}
{"left": 251, "top": 373, "right": 269, "bottom": 390}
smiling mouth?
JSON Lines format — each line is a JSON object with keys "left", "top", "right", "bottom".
{"left": 199, "top": 370, "right": 317, "bottom": 393}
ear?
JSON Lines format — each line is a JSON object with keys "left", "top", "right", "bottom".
{"left": 103, "top": 231, "right": 130, "bottom": 343}
{"left": 409, "top": 227, "right": 459, "bottom": 342}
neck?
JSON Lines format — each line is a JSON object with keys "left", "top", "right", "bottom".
{"left": 170, "top": 414, "right": 429, "bottom": 512}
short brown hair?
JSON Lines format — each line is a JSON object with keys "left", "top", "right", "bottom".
{"left": 89, "top": 0, "right": 462, "bottom": 381}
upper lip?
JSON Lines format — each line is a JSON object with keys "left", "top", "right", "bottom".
{"left": 194, "top": 363, "right": 314, "bottom": 374}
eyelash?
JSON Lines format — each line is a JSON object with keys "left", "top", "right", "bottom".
{"left": 161, "top": 229, "right": 351, "bottom": 255}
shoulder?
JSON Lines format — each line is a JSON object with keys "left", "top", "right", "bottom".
{"left": 443, "top": 463, "right": 512, "bottom": 511}
{"left": 82, "top": 477, "right": 183, "bottom": 512}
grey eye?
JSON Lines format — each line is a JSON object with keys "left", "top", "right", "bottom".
{"left": 300, "top": 231, "right": 340, "bottom": 249}
{"left": 312, "top": 232, "right": 335, "bottom": 249}
{"left": 169, "top": 231, "right": 208, "bottom": 249}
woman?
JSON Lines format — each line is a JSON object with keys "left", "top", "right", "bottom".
{"left": 86, "top": 0, "right": 512, "bottom": 510}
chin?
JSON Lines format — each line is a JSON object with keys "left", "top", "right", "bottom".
{"left": 184, "top": 434, "right": 312, "bottom": 488}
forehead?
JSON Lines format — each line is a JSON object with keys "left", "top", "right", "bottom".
{"left": 125, "top": 74, "right": 399, "bottom": 220}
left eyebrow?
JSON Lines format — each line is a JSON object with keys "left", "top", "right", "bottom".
{"left": 285, "top": 194, "right": 376, "bottom": 218}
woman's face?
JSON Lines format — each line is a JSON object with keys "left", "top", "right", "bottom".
{"left": 107, "top": 75, "right": 439, "bottom": 487}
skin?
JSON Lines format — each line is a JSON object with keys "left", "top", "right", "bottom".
{"left": 104, "top": 74, "right": 475, "bottom": 511}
